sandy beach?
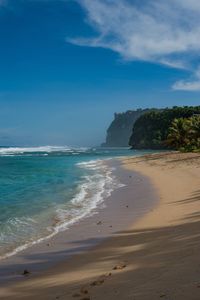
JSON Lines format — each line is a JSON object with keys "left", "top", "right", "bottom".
{"left": 1, "top": 152, "right": 200, "bottom": 300}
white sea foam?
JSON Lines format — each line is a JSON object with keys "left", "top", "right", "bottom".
{"left": 0, "top": 159, "right": 125, "bottom": 260}
{"left": 53, "top": 159, "right": 124, "bottom": 232}
{"left": 0, "top": 146, "right": 89, "bottom": 156}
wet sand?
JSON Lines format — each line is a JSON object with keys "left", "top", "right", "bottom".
{"left": 0, "top": 159, "right": 157, "bottom": 286}
{"left": 1, "top": 152, "right": 200, "bottom": 300}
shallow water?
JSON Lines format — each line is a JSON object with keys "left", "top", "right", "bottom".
{"left": 0, "top": 146, "right": 153, "bottom": 259}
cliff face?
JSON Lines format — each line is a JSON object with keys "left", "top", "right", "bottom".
{"left": 102, "top": 106, "right": 200, "bottom": 149}
{"left": 102, "top": 109, "right": 151, "bottom": 147}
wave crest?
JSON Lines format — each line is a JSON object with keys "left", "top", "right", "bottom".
{"left": 0, "top": 146, "right": 89, "bottom": 156}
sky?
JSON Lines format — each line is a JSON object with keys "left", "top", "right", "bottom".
{"left": 0, "top": 0, "right": 200, "bottom": 147}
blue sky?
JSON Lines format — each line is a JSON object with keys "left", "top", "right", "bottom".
{"left": 0, "top": 0, "right": 200, "bottom": 146}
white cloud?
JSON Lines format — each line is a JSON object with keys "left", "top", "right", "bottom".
{"left": 173, "top": 68, "right": 200, "bottom": 91}
{"left": 173, "top": 80, "right": 200, "bottom": 91}
{"left": 69, "top": 0, "right": 200, "bottom": 91}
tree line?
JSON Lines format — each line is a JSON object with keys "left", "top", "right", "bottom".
{"left": 129, "top": 106, "right": 200, "bottom": 152}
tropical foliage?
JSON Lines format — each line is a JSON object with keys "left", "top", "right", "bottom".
{"left": 129, "top": 106, "right": 200, "bottom": 150}
{"left": 166, "top": 116, "right": 200, "bottom": 152}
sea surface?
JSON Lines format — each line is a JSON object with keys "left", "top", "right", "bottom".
{"left": 0, "top": 146, "right": 152, "bottom": 259}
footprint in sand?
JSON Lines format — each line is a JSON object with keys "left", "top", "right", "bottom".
{"left": 72, "top": 273, "right": 112, "bottom": 299}
{"left": 90, "top": 272, "right": 112, "bottom": 287}
{"left": 72, "top": 286, "right": 89, "bottom": 299}
{"left": 113, "top": 263, "right": 127, "bottom": 270}
{"left": 90, "top": 279, "right": 104, "bottom": 286}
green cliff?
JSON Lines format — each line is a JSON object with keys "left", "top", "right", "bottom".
{"left": 102, "top": 109, "right": 152, "bottom": 147}
{"left": 129, "top": 106, "right": 200, "bottom": 150}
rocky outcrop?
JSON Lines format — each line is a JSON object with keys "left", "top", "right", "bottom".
{"left": 102, "top": 109, "right": 151, "bottom": 147}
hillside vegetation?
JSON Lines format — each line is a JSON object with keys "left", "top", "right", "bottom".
{"left": 129, "top": 106, "right": 200, "bottom": 150}
{"left": 166, "top": 115, "right": 200, "bottom": 152}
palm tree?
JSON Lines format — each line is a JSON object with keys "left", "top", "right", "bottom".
{"left": 166, "top": 118, "right": 190, "bottom": 150}
{"left": 188, "top": 116, "right": 200, "bottom": 149}
{"left": 166, "top": 116, "right": 200, "bottom": 151}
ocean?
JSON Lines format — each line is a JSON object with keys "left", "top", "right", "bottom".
{"left": 0, "top": 146, "right": 151, "bottom": 260}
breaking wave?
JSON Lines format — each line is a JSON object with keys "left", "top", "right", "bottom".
{"left": 0, "top": 159, "right": 124, "bottom": 260}
{"left": 0, "top": 146, "right": 89, "bottom": 156}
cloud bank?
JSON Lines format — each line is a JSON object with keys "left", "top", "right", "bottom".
{"left": 69, "top": 0, "right": 200, "bottom": 91}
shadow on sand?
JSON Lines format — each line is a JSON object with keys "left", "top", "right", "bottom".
{"left": 1, "top": 189, "right": 200, "bottom": 300}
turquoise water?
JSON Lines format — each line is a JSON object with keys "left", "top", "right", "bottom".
{"left": 0, "top": 146, "right": 151, "bottom": 259}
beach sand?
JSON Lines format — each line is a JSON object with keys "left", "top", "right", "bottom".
{"left": 1, "top": 152, "right": 200, "bottom": 300}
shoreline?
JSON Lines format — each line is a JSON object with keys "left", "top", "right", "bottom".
{"left": 1, "top": 152, "right": 200, "bottom": 300}
{"left": 0, "top": 158, "right": 120, "bottom": 262}
{"left": 0, "top": 158, "right": 157, "bottom": 285}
